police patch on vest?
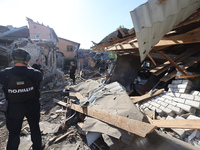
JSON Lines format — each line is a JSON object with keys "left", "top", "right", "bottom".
{"left": 8, "top": 86, "right": 34, "bottom": 94}
{"left": 17, "top": 81, "right": 24, "bottom": 85}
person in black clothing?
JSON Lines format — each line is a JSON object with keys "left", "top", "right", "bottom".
{"left": 0, "top": 48, "right": 44, "bottom": 150}
{"left": 69, "top": 61, "right": 77, "bottom": 85}
{"left": 32, "top": 59, "right": 43, "bottom": 75}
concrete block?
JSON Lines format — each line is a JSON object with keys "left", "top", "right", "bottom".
{"left": 187, "top": 115, "right": 200, "bottom": 119}
{"left": 179, "top": 89, "right": 190, "bottom": 94}
{"left": 182, "top": 80, "right": 193, "bottom": 86}
{"left": 160, "top": 101, "right": 168, "bottom": 107}
{"left": 160, "top": 106, "right": 173, "bottom": 115}
{"left": 166, "top": 92, "right": 180, "bottom": 98}
{"left": 151, "top": 106, "right": 156, "bottom": 111}
{"left": 190, "top": 91, "right": 200, "bottom": 95}
{"left": 143, "top": 103, "right": 150, "bottom": 107}
{"left": 175, "top": 116, "right": 185, "bottom": 120}
{"left": 168, "top": 84, "right": 175, "bottom": 88}
{"left": 157, "top": 97, "right": 165, "bottom": 101}
{"left": 178, "top": 84, "right": 191, "bottom": 90}
{"left": 155, "top": 108, "right": 163, "bottom": 115}
{"left": 180, "top": 94, "right": 194, "bottom": 100}
{"left": 167, "top": 104, "right": 183, "bottom": 114}
{"left": 185, "top": 100, "right": 200, "bottom": 109}
{"left": 176, "top": 103, "right": 196, "bottom": 113}
{"left": 173, "top": 97, "right": 185, "bottom": 103}
{"left": 165, "top": 99, "right": 173, "bottom": 104}
{"left": 140, "top": 105, "right": 146, "bottom": 110}
{"left": 148, "top": 104, "right": 153, "bottom": 109}
{"left": 151, "top": 102, "right": 160, "bottom": 108}
{"left": 163, "top": 95, "right": 173, "bottom": 100}
{"left": 172, "top": 80, "right": 182, "bottom": 85}
{"left": 156, "top": 100, "right": 162, "bottom": 104}
{"left": 194, "top": 96, "right": 200, "bottom": 102}
{"left": 166, "top": 116, "right": 186, "bottom": 138}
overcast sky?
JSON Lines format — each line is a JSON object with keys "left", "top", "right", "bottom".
{"left": 1, "top": 0, "right": 147, "bottom": 49}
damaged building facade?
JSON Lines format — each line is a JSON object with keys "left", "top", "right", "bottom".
{"left": 0, "top": 18, "right": 65, "bottom": 88}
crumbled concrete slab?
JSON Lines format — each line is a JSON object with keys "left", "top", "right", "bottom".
{"left": 39, "top": 121, "right": 60, "bottom": 134}
{"left": 18, "top": 135, "right": 32, "bottom": 150}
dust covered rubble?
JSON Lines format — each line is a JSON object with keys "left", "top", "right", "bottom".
{"left": 137, "top": 74, "right": 200, "bottom": 148}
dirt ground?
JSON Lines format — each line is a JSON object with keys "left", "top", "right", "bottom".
{"left": 0, "top": 91, "right": 109, "bottom": 150}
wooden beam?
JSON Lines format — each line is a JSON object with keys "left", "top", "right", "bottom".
{"left": 118, "top": 28, "right": 126, "bottom": 37}
{"left": 153, "top": 48, "right": 199, "bottom": 76}
{"left": 149, "top": 119, "right": 200, "bottom": 129}
{"left": 41, "top": 88, "right": 63, "bottom": 94}
{"left": 54, "top": 130, "right": 74, "bottom": 143}
{"left": 150, "top": 48, "right": 195, "bottom": 74}
{"left": 159, "top": 51, "right": 188, "bottom": 76}
{"left": 107, "top": 27, "right": 200, "bottom": 53}
{"left": 130, "top": 89, "right": 165, "bottom": 103}
{"left": 179, "top": 74, "right": 200, "bottom": 79}
{"left": 70, "top": 103, "right": 156, "bottom": 137}
{"left": 160, "top": 55, "right": 200, "bottom": 82}
{"left": 53, "top": 99, "right": 156, "bottom": 137}
{"left": 147, "top": 53, "right": 157, "bottom": 66}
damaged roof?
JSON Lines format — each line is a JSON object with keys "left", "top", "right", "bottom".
{"left": 0, "top": 26, "right": 29, "bottom": 41}
{"left": 130, "top": 0, "right": 200, "bottom": 62}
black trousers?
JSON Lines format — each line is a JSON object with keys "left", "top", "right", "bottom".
{"left": 6, "top": 101, "right": 41, "bottom": 150}
{"left": 70, "top": 74, "right": 76, "bottom": 84}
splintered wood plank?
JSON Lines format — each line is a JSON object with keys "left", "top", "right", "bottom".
{"left": 179, "top": 74, "right": 200, "bottom": 79}
{"left": 160, "top": 70, "right": 177, "bottom": 82}
{"left": 153, "top": 48, "right": 199, "bottom": 76}
{"left": 147, "top": 54, "right": 157, "bottom": 66}
{"left": 150, "top": 119, "right": 200, "bottom": 129}
{"left": 150, "top": 49, "right": 192, "bottom": 74}
{"left": 130, "top": 89, "right": 165, "bottom": 103}
{"left": 54, "top": 130, "right": 74, "bottom": 143}
{"left": 159, "top": 51, "right": 188, "bottom": 76}
{"left": 53, "top": 99, "right": 156, "bottom": 137}
{"left": 118, "top": 28, "right": 126, "bottom": 37}
{"left": 70, "top": 103, "right": 156, "bottom": 137}
{"left": 161, "top": 55, "right": 200, "bottom": 82}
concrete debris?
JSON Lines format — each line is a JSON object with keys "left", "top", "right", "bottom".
{"left": 1, "top": 1, "right": 200, "bottom": 150}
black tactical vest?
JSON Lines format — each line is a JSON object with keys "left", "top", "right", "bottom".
{"left": 5, "top": 68, "right": 36, "bottom": 103}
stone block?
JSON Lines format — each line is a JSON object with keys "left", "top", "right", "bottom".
{"left": 172, "top": 80, "right": 182, "bottom": 85}
{"left": 194, "top": 96, "right": 200, "bottom": 102}
{"left": 167, "top": 104, "right": 183, "bottom": 115}
{"left": 187, "top": 115, "right": 200, "bottom": 119}
{"left": 166, "top": 116, "right": 186, "bottom": 138}
{"left": 151, "top": 101, "right": 161, "bottom": 108}
{"left": 190, "top": 91, "right": 200, "bottom": 95}
{"left": 180, "top": 94, "right": 194, "bottom": 100}
{"left": 182, "top": 80, "right": 193, "bottom": 86}
{"left": 185, "top": 100, "right": 200, "bottom": 109}
{"left": 160, "top": 101, "right": 168, "bottom": 107}
{"left": 166, "top": 92, "right": 180, "bottom": 98}
{"left": 173, "top": 97, "right": 185, "bottom": 103}
{"left": 179, "top": 89, "right": 190, "bottom": 94}
{"left": 176, "top": 103, "right": 196, "bottom": 113}
{"left": 160, "top": 106, "right": 173, "bottom": 115}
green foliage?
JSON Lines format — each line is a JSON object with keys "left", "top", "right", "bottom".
{"left": 117, "top": 25, "right": 124, "bottom": 30}
{"left": 108, "top": 52, "right": 117, "bottom": 60}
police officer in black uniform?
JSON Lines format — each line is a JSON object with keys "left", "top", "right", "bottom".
{"left": 0, "top": 48, "right": 43, "bottom": 150}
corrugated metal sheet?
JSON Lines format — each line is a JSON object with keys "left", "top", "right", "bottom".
{"left": 130, "top": 0, "right": 200, "bottom": 62}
